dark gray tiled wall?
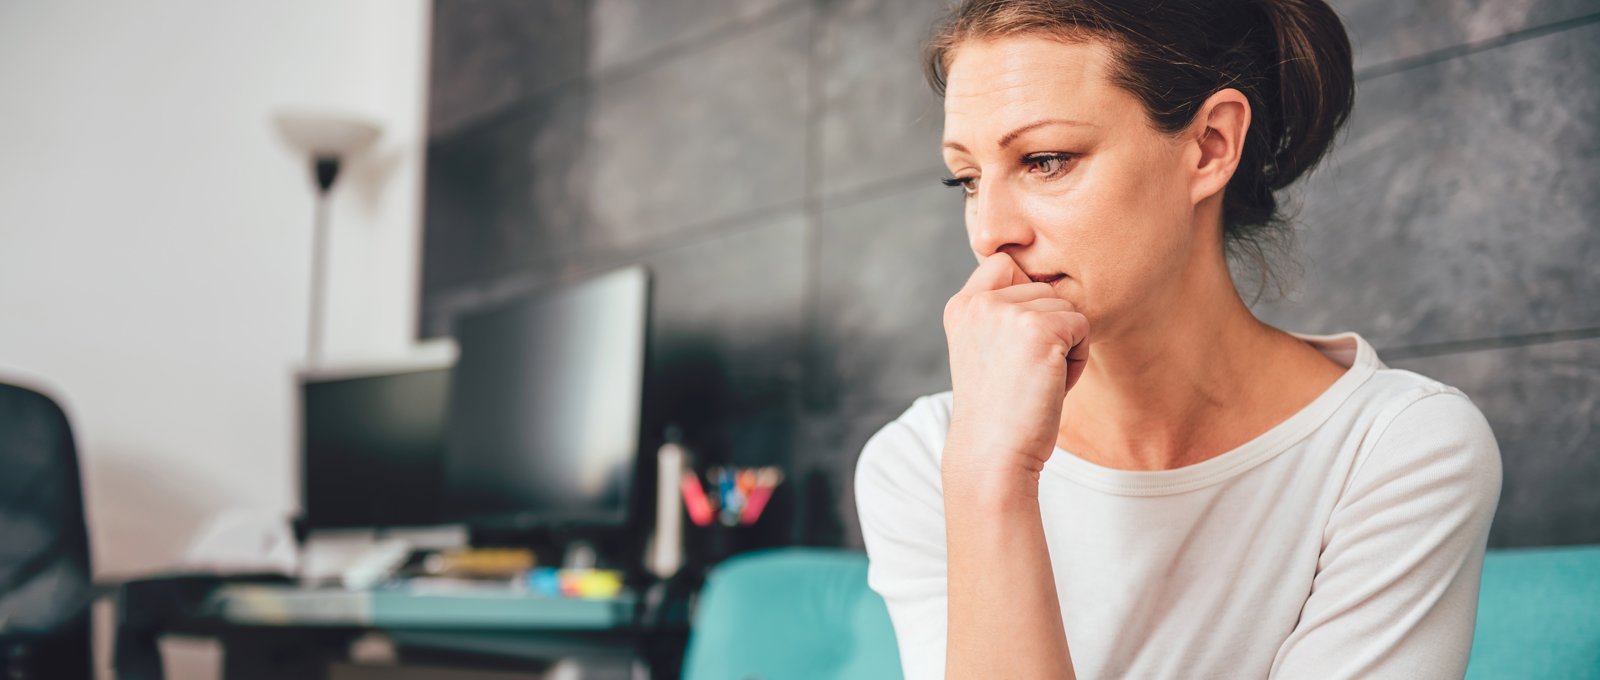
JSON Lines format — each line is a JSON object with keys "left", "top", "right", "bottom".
{"left": 815, "top": 0, "right": 949, "bottom": 198}
{"left": 588, "top": 0, "right": 797, "bottom": 75}
{"left": 423, "top": 88, "right": 591, "bottom": 291}
{"left": 584, "top": 10, "right": 811, "bottom": 250}
{"left": 427, "top": 0, "right": 591, "bottom": 137}
{"left": 815, "top": 182, "right": 971, "bottom": 411}
{"left": 1254, "top": 21, "right": 1600, "bottom": 348}
{"left": 422, "top": 0, "right": 1600, "bottom": 550}
{"left": 813, "top": 181, "right": 975, "bottom": 544}
{"left": 1336, "top": 0, "right": 1599, "bottom": 71}
{"left": 1391, "top": 337, "right": 1600, "bottom": 547}
{"left": 1259, "top": 3, "right": 1600, "bottom": 547}
{"left": 634, "top": 213, "right": 809, "bottom": 464}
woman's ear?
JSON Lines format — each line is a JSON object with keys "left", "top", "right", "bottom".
{"left": 1188, "top": 88, "right": 1251, "bottom": 207}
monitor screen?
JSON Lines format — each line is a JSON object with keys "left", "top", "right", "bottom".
{"left": 301, "top": 366, "right": 451, "bottom": 530}
{"left": 442, "top": 266, "right": 649, "bottom": 529}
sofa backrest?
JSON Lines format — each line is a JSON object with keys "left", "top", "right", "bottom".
{"left": 682, "top": 548, "right": 902, "bottom": 680}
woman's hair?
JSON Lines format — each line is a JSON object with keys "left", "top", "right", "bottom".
{"left": 924, "top": 0, "right": 1354, "bottom": 297}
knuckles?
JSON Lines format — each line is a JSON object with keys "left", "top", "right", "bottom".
{"left": 944, "top": 290, "right": 1090, "bottom": 354}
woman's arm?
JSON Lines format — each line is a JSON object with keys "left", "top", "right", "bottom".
{"left": 1270, "top": 390, "right": 1501, "bottom": 679}
{"left": 943, "top": 462, "right": 1074, "bottom": 678}
{"left": 940, "top": 252, "right": 1089, "bottom": 678}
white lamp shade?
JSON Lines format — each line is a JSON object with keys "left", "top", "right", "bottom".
{"left": 273, "top": 109, "right": 382, "bottom": 157}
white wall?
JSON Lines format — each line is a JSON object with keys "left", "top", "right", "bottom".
{"left": 0, "top": 0, "right": 433, "bottom": 579}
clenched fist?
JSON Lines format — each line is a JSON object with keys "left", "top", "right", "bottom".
{"left": 942, "top": 252, "right": 1091, "bottom": 494}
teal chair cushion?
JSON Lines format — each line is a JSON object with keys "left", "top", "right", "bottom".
{"left": 681, "top": 548, "right": 902, "bottom": 680}
{"left": 1466, "top": 545, "right": 1600, "bottom": 679}
{"left": 683, "top": 545, "right": 1600, "bottom": 680}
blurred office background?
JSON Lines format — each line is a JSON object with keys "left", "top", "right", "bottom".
{"left": 418, "top": 0, "right": 1600, "bottom": 552}
{"left": 1, "top": 0, "right": 1596, "bottom": 678}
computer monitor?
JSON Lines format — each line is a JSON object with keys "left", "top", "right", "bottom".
{"left": 442, "top": 266, "right": 650, "bottom": 529}
{"left": 300, "top": 365, "right": 452, "bottom": 530}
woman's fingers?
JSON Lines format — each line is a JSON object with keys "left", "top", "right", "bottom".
{"left": 1056, "top": 311, "right": 1091, "bottom": 391}
{"left": 1025, "top": 309, "right": 1091, "bottom": 391}
{"left": 1028, "top": 309, "right": 1091, "bottom": 357}
{"left": 1013, "top": 297, "right": 1074, "bottom": 313}
{"left": 959, "top": 252, "right": 1030, "bottom": 295}
{"left": 988, "top": 282, "right": 1060, "bottom": 303}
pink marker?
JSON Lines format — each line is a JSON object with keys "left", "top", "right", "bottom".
{"left": 739, "top": 485, "right": 774, "bottom": 525}
{"left": 681, "top": 472, "right": 714, "bottom": 527}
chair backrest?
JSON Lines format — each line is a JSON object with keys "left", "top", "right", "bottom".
{"left": 681, "top": 548, "right": 903, "bottom": 680}
{"left": 0, "top": 382, "right": 93, "bottom": 639}
{"left": 1466, "top": 545, "right": 1600, "bottom": 679}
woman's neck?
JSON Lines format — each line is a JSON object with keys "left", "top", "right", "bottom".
{"left": 1057, "top": 251, "right": 1336, "bottom": 471}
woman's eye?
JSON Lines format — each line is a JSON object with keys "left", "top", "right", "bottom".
{"left": 1025, "top": 153, "right": 1075, "bottom": 179}
{"left": 940, "top": 176, "right": 978, "bottom": 197}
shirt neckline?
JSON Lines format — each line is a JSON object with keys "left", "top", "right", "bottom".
{"left": 1041, "top": 331, "right": 1381, "bottom": 497}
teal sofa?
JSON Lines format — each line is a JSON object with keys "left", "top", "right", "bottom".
{"left": 680, "top": 548, "right": 902, "bottom": 680}
{"left": 1468, "top": 545, "right": 1600, "bottom": 679}
{"left": 681, "top": 545, "right": 1600, "bottom": 680}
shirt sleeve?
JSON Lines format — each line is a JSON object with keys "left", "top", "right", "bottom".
{"left": 1270, "top": 389, "right": 1503, "bottom": 679}
{"left": 855, "top": 400, "right": 951, "bottom": 680}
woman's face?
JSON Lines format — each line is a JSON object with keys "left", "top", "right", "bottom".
{"left": 941, "top": 35, "right": 1204, "bottom": 342}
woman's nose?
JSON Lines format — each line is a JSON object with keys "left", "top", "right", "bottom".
{"left": 967, "top": 181, "right": 1034, "bottom": 257}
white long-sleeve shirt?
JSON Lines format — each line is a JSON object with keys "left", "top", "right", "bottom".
{"left": 855, "top": 332, "right": 1502, "bottom": 679}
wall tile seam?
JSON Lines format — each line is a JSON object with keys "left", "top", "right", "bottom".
{"left": 803, "top": 0, "right": 830, "bottom": 411}
{"left": 425, "top": 197, "right": 814, "bottom": 301}
{"left": 425, "top": 162, "right": 948, "bottom": 292}
{"left": 426, "top": 0, "right": 811, "bottom": 145}
{"left": 1381, "top": 325, "right": 1600, "bottom": 361}
{"left": 817, "top": 167, "right": 952, "bottom": 213}
{"left": 1354, "top": 10, "right": 1600, "bottom": 83}
{"left": 424, "top": 161, "right": 936, "bottom": 299}
{"left": 587, "top": 197, "right": 811, "bottom": 261}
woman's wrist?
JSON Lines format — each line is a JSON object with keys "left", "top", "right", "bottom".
{"left": 942, "top": 442, "right": 1044, "bottom": 509}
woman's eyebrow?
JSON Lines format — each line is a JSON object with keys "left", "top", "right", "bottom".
{"left": 998, "top": 119, "right": 1095, "bottom": 148}
{"left": 943, "top": 118, "right": 1096, "bottom": 154}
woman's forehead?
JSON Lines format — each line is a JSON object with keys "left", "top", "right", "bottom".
{"left": 942, "top": 36, "right": 1131, "bottom": 143}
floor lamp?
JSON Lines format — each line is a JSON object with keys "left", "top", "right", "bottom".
{"left": 272, "top": 110, "right": 382, "bottom": 369}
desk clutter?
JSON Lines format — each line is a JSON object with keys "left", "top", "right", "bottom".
{"left": 404, "top": 548, "right": 625, "bottom": 599}
{"left": 208, "top": 579, "right": 636, "bottom": 630}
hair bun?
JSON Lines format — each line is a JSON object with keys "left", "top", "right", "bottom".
{"left": 1256, "top": 0, "right": 1354, "bottom": 191}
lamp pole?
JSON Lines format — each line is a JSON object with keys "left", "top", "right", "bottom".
{"left": 305, "top": 156, "right": 341, "bottom": 369}
{"left": 271, "top": 109, "right": 380, "bottom": 370}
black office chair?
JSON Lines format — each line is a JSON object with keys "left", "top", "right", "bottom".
{"left": 0, "top": 381, "right": 94, "bottom": 680}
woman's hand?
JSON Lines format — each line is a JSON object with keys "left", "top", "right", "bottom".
{"left": 942, "top": 251, "right": 1087, "bottom": 678}
{"left": 942, "top": 252, "right": 1091, "bottom": 494}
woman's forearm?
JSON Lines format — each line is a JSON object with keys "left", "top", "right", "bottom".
{"left": 943, "top": 460, "right": 1074, "bottom": 679}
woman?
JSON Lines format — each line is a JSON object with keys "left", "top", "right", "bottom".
{"left": 854, "top": 1, "right": 1503, "bottom": 678}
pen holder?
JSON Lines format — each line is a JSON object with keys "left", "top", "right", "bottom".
{"left": 679, "top": 465, "right": 784, "bottom": 565}
{"left": 686, "top": 521, "right": 766, "bottom": 566}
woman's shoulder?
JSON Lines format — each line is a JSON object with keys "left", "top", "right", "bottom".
{"left": 1355, "top": 358, "right": 1494, "bottom": 440}
{"left": 853, "top": 392, "right": 954, "bottom": 503}
{"left": 865, "top": 391, "right": 955, "bottom": 455}
{"left": 1300, "top": 331, "right": 1496, "bottom": 452}
{"left": 1339, "top": 361, "right": 1501, "bottom": 499}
